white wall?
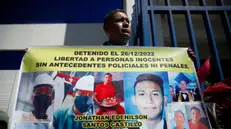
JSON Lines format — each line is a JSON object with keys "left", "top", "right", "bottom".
{"left": 0, "top": 70, "right": 19, "bottom": 125}
{"left": 0, "top": 24, "right": 66, "bottom": 49}
{"left": 0, "top": 23, "right": 107, "bottom": 49}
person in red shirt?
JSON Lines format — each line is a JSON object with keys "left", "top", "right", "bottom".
{"left": 94, "top": 73, "right": 125, "bottom": 115}
{"left": 188, "top": 106, "right": 208, "bottom": 129}
{"left": 94, "top": 73, "right": 115, "bottom": 102}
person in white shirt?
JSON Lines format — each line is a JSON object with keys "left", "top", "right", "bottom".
{"left": 130, "top": 73, "right": 167, "bottom": 129}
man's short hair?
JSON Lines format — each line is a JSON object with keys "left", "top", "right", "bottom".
{"left": 104, "top": 72, "right": 112, "bottom": 77}
{"left": 134, "top": 73, "right": 164, "bottom": 94}
{"left": 190, "top": 106, "right": 201, "bottom": 113}
{"left": 103, "top": 9, "right": 127, "bottom": 31}
{"left": 174, "top": 110, "right": 185, "bottom": 118}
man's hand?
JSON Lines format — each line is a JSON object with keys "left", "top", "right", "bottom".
{"left": 187, "top": 48, "right": 196, "bottom": 61}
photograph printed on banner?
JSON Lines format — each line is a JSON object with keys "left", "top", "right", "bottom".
{"left": 168, "top": 72, "right": 201, "bottom": 103}
{"left": 93, "top": 72, "right": 125, "bottom": 116}
{"left": 185, "top": 103, "right": 211, "bottom": 129}
{"left": 123, "top": 72, "right": 170, "bottom": 129}
{"left": 52, "top": 71, "right": 95, "bottom": 129}
{"left": 12, "top": 71, "right": 96, "bottom": 129}
{"left": 166, "top": 103, "right": 190, "bottom": 129}
{"left": 13, "top": 72, "right": 57, "bottom": 124}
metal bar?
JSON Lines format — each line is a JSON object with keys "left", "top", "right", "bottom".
{"left": 182, "top": 0, "right": 187, "bottom": 6}
{"left": 182, "top": 0, "right": 201, "bottom": 68}
{"left": 149, "top": 0, "right": 158, "bottom": 46}
{"left": 202, "top": 11, "right": 224, "bottom": 80}
{"left": 199, "top": 0, "right": 206, "bottom": 6}
{"left": 165, "top": 0, "right": 171, "bottom": 5}
{"left": 141, "top": 0, "right": 151, "bottom": 46}
{"left": 136, "top": 0, "right": 141, "bottom": 46}
{"left": 201, "top": 0, "right": 224, "bottom": 80}
{"left": 131, "top": 0, "right": 137, "bottom": 46}
{"left": 185, "top": 16, "right": 201, "bottom": 68}
{"left": 219, "top": 0, "right": 231, "bottom": 51}
{"left": 138, "top": 0, "right": 142, "bottom": 46}
{"left": 130, "top": 0, "right": 139, "bottom": 46}
{"left": 147, "top": 6, "right": 231, "bottom": 11}
{"left": 168, "top": 11, "right": 178, "bottom": 47}
{"left": 221, "top": 11, "right": 231, "bottom": 51}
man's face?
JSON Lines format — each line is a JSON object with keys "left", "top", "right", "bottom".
{"left": 190, "top": 109, "right": 201, "bottom": 122}
{"left": 106, "top": 12, "right": 131, "bottom": 43}
{"left": 180, "top": 80, "right": 187, "bottom": 91}
{"left": 132, "top": 81, "right": 163, "bottom": 120}
{"left": 74, "top": 90, "right": 93, "bottom": 97}
{"left": 32, "top": 85, "right": 53, "bottom": 119}
{"left": 174, "top": 111, "right": 185, "bottom": 126}
{"left": 104, "top": 75, "right": 112, "bottom": 84}
{"left": 74, "top": 90, "right": 93, "bottom": 113}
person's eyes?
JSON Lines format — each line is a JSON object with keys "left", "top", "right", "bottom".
{"left": 126, "top": 19, "right": 130, "bottom": 23}
{"left": 138, "top": 93, "right": 145, "bottom": 96}
{"left": 152, "top": 92, "right": 160, "bottom": 96}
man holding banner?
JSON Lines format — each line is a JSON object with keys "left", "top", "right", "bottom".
{"left": 102, "top": 9, "right": 197, "bottom": 61}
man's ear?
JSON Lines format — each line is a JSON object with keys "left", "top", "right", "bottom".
{"left": 131, "top": 95, "right": 136, "bottom": 105}
{"left": 103, "top": 25, "right": 109, "bottom": 35}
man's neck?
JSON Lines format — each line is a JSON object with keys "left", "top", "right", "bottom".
{"left": 181, "top": 90, "right": 188, "bottom": 93}
{"left": 191, "top": 120, "right": 199, "bottom": 124}
{"left": 73, "top": 106, "right": 83, "bottom": 115}
{"left": 176, "top": 124, "right": 184, "bottom": 129}
{"left": 104, "top": 82, "right": 111, "bottom": 85}
{"left": 142, "top": 118, "right": 161, "bottom": 129}
{"left": 108, "top": 39, "right": 128, "bottom": 46}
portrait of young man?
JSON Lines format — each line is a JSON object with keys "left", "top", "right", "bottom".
{"left": 124, "top": 73, "right": 169, "bottom": 129}
{"left": 186, "top": 104, "right": 210, "bottom": 129}
{"left": 94, "top": 72, "right": 125, "bottom": 116}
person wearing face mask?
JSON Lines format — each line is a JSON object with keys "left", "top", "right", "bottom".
{"left": 14, "top": 73, "right": 55, "bottom": 122}
{"left": 102, "top": 9, "right": 197, "bottom": 61}
{"left": 52, "top": 75, "right": 94, "bottom": 129}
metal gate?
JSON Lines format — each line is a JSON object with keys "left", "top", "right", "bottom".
{"left": 130, "top": 0, "right": 231, "bottom": 82}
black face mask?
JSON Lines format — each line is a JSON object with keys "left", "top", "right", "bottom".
{"left": 32, "top": 94, "right": 52, "bottom": 119}
{"left": 74, "top": 96, "right": 93, "bottom": 113}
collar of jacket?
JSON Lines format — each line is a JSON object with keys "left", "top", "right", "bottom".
{"left": 103, "top": 41, "right": 129, "bottom": 46}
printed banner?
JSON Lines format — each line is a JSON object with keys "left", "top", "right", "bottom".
{"left": 10, "top": 46, "right": 212, "bottom": 129}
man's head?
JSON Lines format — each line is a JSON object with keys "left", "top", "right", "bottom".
{"left": 103, "top": 9, "right": 131, "bottom": 45}
{"left": 132, "top": 73, "right": 164, "bottom": 120}
{"left": 180, "top": 80, "right": 188, "bottom": 92}
{"left": 103, "top": 73, "right": 113, "bottom": 84}
{"left": 73, "top": 89, "right": 93, "bottom": 113}
{"left": 190, "top": 106, "right": 201, "bottom": 122}
{"left": 73, "top": 75, "right": 94, "bottom": 113}
{"left": 174, "top": 110, "right": 185, "bottom": 127}
{"left": 32, "top": 73, "right": 54, "bottom": 119}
